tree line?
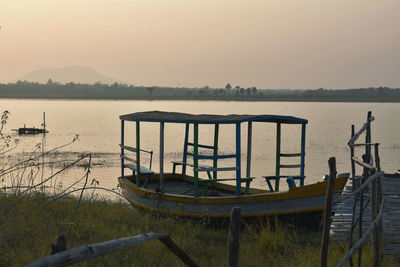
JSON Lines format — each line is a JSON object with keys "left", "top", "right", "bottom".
{"left": 0, "top": 80, "right": 399, "bottom": 101}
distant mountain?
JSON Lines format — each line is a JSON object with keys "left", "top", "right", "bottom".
{"left": 15, "top": 66, "right": 126, "bottom": 85}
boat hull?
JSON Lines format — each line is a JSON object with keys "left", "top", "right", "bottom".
{"left": 119, "top": 173, "right": 348, "bottom": 221}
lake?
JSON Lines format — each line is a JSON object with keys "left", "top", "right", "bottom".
{"left": 1, "top": 99, "right": 399, "bottom": 193}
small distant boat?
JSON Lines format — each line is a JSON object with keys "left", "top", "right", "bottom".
{"left": 12, "top": 112, "right": 48, "bottom": 135}
{"left": 14, "top": 126, "right": 48, "bottom": 135}
{"left": 117, "top": 111, "right": 348, "bottom": 226}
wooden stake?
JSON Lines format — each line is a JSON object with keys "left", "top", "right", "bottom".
{"left": 320, "top": 157, "right": 337, "bottom": 267}
{"left": 228, "top": 207, "right": 241, "bottom": 267}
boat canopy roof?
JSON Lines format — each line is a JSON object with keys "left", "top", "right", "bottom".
{"left": 120, "top": 111, "right": 308, "bottom": 124}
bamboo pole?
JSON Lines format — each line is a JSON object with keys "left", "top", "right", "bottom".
{"left": 320, "top": 157, "right": 337, "bottom": 267}
{"left": 228, "top": 207, "right": 241, "bottom": 267}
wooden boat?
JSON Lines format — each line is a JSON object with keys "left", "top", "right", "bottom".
{"left": 11, "top": 112, "right": 48, "bottom": 135}
{"left": 118, "top": 111, "right": 348, "bottom": 223}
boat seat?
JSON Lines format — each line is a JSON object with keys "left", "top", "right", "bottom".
{"left": 263, "top": 175, "right": 305, "bottom": 192}
{"left": 198, "top": 177, "right": 254, "bottom": 195}
{"left": 124, "top": 163, "right": 155, "bottom": 187}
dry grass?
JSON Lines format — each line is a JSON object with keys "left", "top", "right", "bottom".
{"left": 0, "top": 193, "right": 397, "bottom": 266}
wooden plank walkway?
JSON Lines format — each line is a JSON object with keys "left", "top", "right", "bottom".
{"left": 331, "top": 174, "right": 400, "bottom": 255}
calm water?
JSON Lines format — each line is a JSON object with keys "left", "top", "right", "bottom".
{"left": 1, "top": 99, "right": 399, "bottom": 192}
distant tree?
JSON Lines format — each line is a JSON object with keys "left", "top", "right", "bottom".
{"left": 240, "top": 87, "right": 245, "bottom": 95}
{"left": 46, "top": 79, "right": 54, "bottom": 85}
{"left": 225, "top": 83, "right": 232, "bottom": 91}
{"left": 251, "top": 87, "right": 257, "bottom": 95}
{"left": 246, "top": 88, "right": 251, "bottom": 95}
{"left": 235, "top": 85, "right": 240, "bottom": 96}
{"left": 147, "top": 87, "right": 155, "bottom": 95}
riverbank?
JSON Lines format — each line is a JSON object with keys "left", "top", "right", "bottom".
{"left": 0, "top": 193, "right": 396, "bottom": 266}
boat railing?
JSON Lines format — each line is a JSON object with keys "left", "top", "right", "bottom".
{"left": 263, "top": 150, "right": 305, "bottom": 192}
{"left": 120, "top": 144, "right": 154, "bottom": 185}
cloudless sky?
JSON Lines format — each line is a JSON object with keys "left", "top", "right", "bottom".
{"left": 1, "top": 0, "right": 399, "bottom": 89}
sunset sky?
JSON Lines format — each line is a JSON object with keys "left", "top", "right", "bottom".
{"left": 1, "top": 0, "right": 399, "bottom": 89}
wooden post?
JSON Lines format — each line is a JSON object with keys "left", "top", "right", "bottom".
{"left": 320, "top": 157, "right": 337, "bottom": 267}
{"left": 158, "top": 236, "right": 199, "bottom": 267}
{"left": 370, "top": 170, "right": 379, "bottom": 267}
{"left": 213, "top": 124, "right": 219, "bottom": 179}
{"left": 374, "top": 144, "right": 382, "bottom": 262}
{"left": 350, "top": 125, "right": 356, "bottom": 186}
{"left": 275, "top": 123, "right": 281, "bottom": 191}
{"left": 121, "top": 120, "right": 125, "bottom": 178}
{"left": 136, "top": 121, "right": 141, "bottom": 185}
{"left": 228, "top": 207, "right": 241, "bottom": 267}
{"left": 160, "top": 122, "right": 165, "bottom": 192}
{"left": 358, "top": 154, "right": 368, "bottom": 267}
{"left": 43, "top": 112, "right": 46, "bottom": 133}
{"left": 365, "top": 111, "right": 372, "bottom": 164}
{"left": 349, "top": 124, "right": 356, "bottom": 267}
{"left": 193, "top": 123, "right": 199, "bottom": 197}
{"left": 246, "top": 121, "right": 252, "bottom": 178}
{"left": 235, "top": 123, "right": 241, "bottom": 196}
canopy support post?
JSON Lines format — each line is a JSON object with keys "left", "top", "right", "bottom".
{"left": 194, "top": 124, "right": 199, "bottom": 197}
{"left": 236, "top": 123, "right": 242, "bottom": 196}
{"left": 300, "top": 123, "right": 306, "bottom": 186}
{"left": 136, "top": 121, "right": 140, "bottom": 185}
{"left": 246, "top": 121, "right": 252, "bottom": 178}
{"left": 275, "top": 123, "right": 281, "bottom": 191}
{"left": 213, "top": 124, "right": 219, "bottom": 179}
{"left": 160, "top": 122, "right": 165, "bottom": 192}
{"left": 182, "top": 123, "right": 189, "bottom": 175}
{"left": 121, "top": 120, "right": 125, "bottom": 178}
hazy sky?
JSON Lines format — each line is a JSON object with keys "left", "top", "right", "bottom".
{"left": 1, "top": 0, "right": 399, "bottom": 89}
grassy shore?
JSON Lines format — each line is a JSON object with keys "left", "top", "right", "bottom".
{"left": 0, "top": 193, "right": 396, "bottom": 266}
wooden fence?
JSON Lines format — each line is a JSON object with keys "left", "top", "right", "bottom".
{"left": 26, "top": 233, "right": 198, "bottom": 267}
{"left": 321, "top": 111, "right": 384, "bottom": 267}
{"left": 26, "top": 207, "right": 244, "bottom": 267}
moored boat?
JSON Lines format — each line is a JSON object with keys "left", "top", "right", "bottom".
{"left": 118, "top": 111, "right": 348, "bottom": 224}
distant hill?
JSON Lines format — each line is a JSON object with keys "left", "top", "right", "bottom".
{"left": 15, "top": 66, "right": 126, "bottom": 85}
